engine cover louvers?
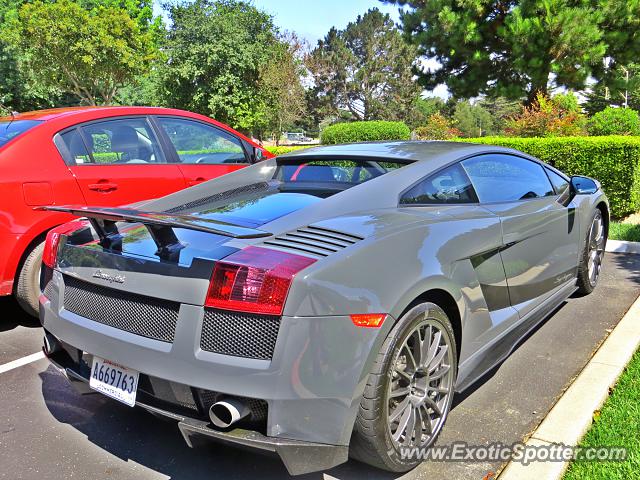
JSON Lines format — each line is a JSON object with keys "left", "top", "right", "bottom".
{"left": 262, "top": 225, "right": 364, "bottom": 258}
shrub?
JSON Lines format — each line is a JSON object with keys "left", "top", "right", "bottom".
{"left": 320, "top": 120, "right": 410, "bottom": 145}
{"left": 588, "top": 107, "right": 640, "bottom": 136}
{"left": 505, "top": 93, "right": 587, "bottom": 137}
{"left": 415, "top": 113, "right": 462, "bottom": 140}
{"left": 265, "top": 145, "right": 311, "bottom": 155}
{"left": 459, "top": 136, "right": 640, "bottom": 218}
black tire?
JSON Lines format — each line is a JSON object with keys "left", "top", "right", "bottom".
{"left": 350, "top": 302, "right": 457, "bottom": 472}
{"left": 576, "top": 209, "right": 606, "bottom": 296}
{"left": 15, "top": 241, "right": 45, "bottom": 317}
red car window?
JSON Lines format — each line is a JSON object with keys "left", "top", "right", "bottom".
{"left": 75, "top": 118, "right": 167, "bottom": 165}
{"left": 157, "top": 117, "right": 248, "bottom": 165}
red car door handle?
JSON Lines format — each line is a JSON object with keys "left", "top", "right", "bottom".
{"left": 187, "top": 177, "right": 206, "bottom": 186}
{"left": 88, "top": 182, "right": 118, "bottom": 192}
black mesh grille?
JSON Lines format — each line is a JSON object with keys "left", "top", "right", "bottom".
{"left": 200, "top": 309, "right": 280, "bottom": 360}
{"left": 165, "top": 182, "right": 270, "bottom": 214}
{"left": 63, "top": 275, "right": 179, "bottom": 343}
{"left": 41, "top": 265, "right": 56, "bottom": 299}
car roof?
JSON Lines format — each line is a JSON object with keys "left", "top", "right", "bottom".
{"left": 0, "top": 106, "right": 188, "bottom": 122}
{"left": 278, "top": 140, "right": 515, "bottom": 163}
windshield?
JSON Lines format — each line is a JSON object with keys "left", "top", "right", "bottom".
{"left": 0, "top": 120, "right": 42, "bottom": 148}
{"left": 274, "top": 159, "right": 405, "bottom": 185}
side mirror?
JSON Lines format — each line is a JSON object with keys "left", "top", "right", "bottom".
{"left": 570, "top": 176, "right": 599, "bottom": 195}
{"left": 252, "top": 147, "right": 265, "bottom": 164}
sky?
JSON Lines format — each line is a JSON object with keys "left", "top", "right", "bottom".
{"left": 152, "top": 0, "right": 448, "bottom": 98}
{"left": 153, "top": 0, "right": 401, "bottom": 45}
{"left": 250, "top": 0, "right": 400, "bottom": 46}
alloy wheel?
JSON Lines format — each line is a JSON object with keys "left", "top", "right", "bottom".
{"left": 587, "top": 213, "right": 605, "bottom": 287}
{"left": 387, "top": 318, "right": 454, "bottom": 449}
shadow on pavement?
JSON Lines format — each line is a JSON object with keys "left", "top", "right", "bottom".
{"left": 609, "top": 251, "right": 640, "bottom": 286}
{"left": 0, "top": 296, "right": 41, "bottom": 332}
{"left": 39, "top": 366, "right": 396, "bottom": 480}
{"left": 452, "top": 300, "right": 567, "bottom": 408}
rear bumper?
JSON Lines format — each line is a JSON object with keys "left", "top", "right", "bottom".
{"left": 40, "top": 269, "right": 392, "bottom": 472}
{"left": 48, "top": 361, "right": 347, "bottom": 476}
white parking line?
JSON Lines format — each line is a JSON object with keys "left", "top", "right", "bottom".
{"left": 0, "top": 351, "right": 46, "bottom": 374}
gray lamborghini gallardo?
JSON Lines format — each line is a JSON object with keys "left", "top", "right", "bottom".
{"left": 39, "top": 141, "right": 608, "bottom": 475}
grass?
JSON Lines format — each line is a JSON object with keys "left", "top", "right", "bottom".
{"left": 609, "top": 222, "right": 640, "bottom": 242}
{"left": 563, "top": 350, "right": 640, "bottom": 479}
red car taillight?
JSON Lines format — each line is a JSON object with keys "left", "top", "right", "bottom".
{"left": 42, "top": 220, "right": 89, "bottom": 268}
{"left": 205, "top": 246, "right": 316, "bottom": 315}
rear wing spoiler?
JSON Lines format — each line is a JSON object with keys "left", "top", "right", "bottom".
{"left": 38, "top": 205, "right": 271, "bottom": 261}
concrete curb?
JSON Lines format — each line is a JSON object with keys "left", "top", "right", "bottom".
{"left": 498, "top": 294, "right": 640, "bottom": 480}
{"left": 606, "top": 240, "right": 640, "bottom": 255}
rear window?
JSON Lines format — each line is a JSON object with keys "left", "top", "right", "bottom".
{"left": 0, "top": 120, "right": 42, "bottom": 148}
{"left": 274, "top": 160, "right": 405, "bottom": 185}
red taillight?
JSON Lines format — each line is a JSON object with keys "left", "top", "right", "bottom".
{"left": 205, "top": 246, "right": 316, "bottom": 315}
{"left": 42, "top": 220, "right": 89, "bottom": 268}
{"left": 351, "top": 314, "right": 386, "bottom": 328}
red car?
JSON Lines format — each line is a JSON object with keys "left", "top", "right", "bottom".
{"left": 0, "top": 106, "right": 272, "bottom": 316}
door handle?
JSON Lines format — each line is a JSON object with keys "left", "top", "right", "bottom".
{"left": 187, "top": 177, "right": 206, "bottom": 187}
{"left": 88, "top": 182, "right": 118, "bottom": 192}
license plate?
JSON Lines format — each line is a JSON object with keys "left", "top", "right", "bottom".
{"left": 89, "top": 356, "right": 139, "bottom": 407}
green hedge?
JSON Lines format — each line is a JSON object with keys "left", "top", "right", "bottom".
{"left": 265, "top": 145, "right": 311, "bottom": 155}
{"left": 460, "top": 136, "right": 640, "bottom": 219}
{"left": 320, "top": 121, "right": 410, "bottom": 145}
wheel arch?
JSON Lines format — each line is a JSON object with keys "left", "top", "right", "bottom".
{"left": 397, "top": 287, "right": 463, "bottom": 363}
{"left": 595, "top": 200, "right": 610, "bottom": 240}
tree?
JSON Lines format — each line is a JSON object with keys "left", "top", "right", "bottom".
{"left": 3, "top": 0, "right": 157, "bottom": 105}
{"left": 588, "top": 107, "right": 640, "bottom": 136}
{"left": 386, "top": 0, "right": 639, "bottom": 103}
{"left": 505, "top": 93, "right": 586, "bottom": 137}
{"left": 414, "top": 113, "right": 461, "bottom": 139}
{"left": 157, "top": 0, "right": 278, "bottom": 133}
{"left": 258, "top": 33, "right": 307, "bottom": 143}
{"left": 453, "top": 100, "right": 494, "bottom": 137}
{"left": 307, "top": 8, "right": 421, "bottom": 122}
{"left": 584, "top": 63, "right": 640, "bottom": 115}
{"left": 0, "top": 0, "right": 56, "bottom": 112}
{"left": 476, "top": 96, "right": 521, "bottom": 133}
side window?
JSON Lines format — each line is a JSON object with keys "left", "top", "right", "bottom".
{"left": 77, "top": 118, "right": 166, "bottom": 165}
{"left": 401, "top": 163, "right": 478, "bottom": 205}
{"left": 462, "top": 154, "right": 555, "bottom": 203}
{"left": 546, "top": 168, "right": 570, "bottom": 195}
{"left": 157, "top": 118, "right": 248, "bottom": 164}
{"left": 58, "top": 129, "right": 91, "bottom": 165}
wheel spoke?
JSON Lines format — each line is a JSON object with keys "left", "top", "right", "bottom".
{"left": 425, "top": 330, "right": 441, "bottom": 368}
{"left": 424, "top": 395, "right": 443, "bottom": 418}
{"left": 401, "top": 408, "right": 417, "bottom": 446}
{"left": 428, "top": 344, "right": 448, "bottom": 372}
{"left": 419, "top": 325, "right": 432, "bottom": 366}
{"left": 429, "top": 364, "right": 450, "bottom": 381}
{"left": 403, "top": 344, "right": 418, "bottom": 372}
{"left": 396, "top": 368, "right": 412, "bottom": 382}
{"left": 419, "top": 403, "right": 433, "bottom": 435}
{"left": 390, "top": 386, "right": 410, "bottom": 398}
{"left": 428, "top": 384, "right": 450, "bottom": 394}
{"left": 389, "top": 397, "right": 410, "bottom": 423}
{"left": 392, "top": 401, "right": 413, "bottom": 442}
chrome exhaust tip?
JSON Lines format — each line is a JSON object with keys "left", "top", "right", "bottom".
{"left": 209, "top": 398, "right": 250, "bottom": 428}
{"left": 43, "top": 332, "right": 60, "bottom": 357}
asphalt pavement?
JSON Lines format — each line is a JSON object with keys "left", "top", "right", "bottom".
{"left": 0, "top": 253, "right": 639, "bottom": 480}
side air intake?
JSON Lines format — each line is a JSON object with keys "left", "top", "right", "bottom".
{"left": 262, "top": 225, "right": 364, "bottom": 258}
